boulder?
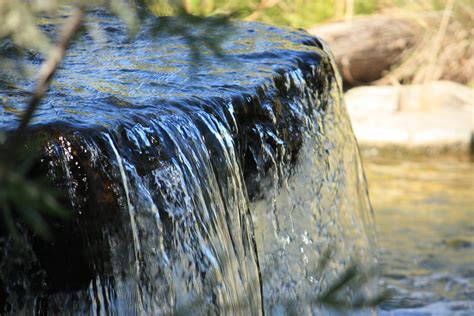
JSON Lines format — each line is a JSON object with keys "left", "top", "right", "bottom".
{"left": 345, "top": 81, "right": 474, "bottom": 151}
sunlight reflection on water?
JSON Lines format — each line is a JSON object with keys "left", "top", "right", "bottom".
{"left": 363, "top": 152, "right": 474, "bottom": 315}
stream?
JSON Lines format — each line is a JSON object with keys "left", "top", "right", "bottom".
{"left": 363, "top": 152, "right": 474, "bottom": 315}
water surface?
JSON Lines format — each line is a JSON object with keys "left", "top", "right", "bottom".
{"left": 363, "top": 152, "right": 474, "bottom": 315}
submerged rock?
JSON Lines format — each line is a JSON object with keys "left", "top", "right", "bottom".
{"left": 0, "top": 13, "right": 376, "bottom": 314}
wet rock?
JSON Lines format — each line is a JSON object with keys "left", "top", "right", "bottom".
{"left": 0, "top": 13, "right": 376, "bottom": 314}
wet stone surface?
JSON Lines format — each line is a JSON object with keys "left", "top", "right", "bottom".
{"left": 0, "top": 12, "right": 376, "bottom": 314}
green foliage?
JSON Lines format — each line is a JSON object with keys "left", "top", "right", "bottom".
{"left": 252, "top": 1, "right": 338, "bottom": 28}
{"left": 175, "top": 0, "right": 380, "bottom": 28}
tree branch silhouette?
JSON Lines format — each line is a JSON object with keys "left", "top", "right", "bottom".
{"left": 9, "top": 6, "right": 85, "bottom": 144}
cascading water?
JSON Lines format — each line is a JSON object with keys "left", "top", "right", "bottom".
{"left": 0, "top": 12, "right": 377, "bottom": 315}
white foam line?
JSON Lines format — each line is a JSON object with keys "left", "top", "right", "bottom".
{"left": 103, "top": 133, "right": 141, "bottom": 267}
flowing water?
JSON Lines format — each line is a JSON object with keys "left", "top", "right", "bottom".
{"left": 362, "top": 152, "right": 474, "bottom": 315}
{"left": 0, "top": 12, "right": 377, "bottom": 315}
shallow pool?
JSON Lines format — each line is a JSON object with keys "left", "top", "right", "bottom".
{"left": 362, "top": 151, "right": 474, "bottom": 315}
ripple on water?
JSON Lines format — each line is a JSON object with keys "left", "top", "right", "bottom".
{"left": 365, "top": 155, "right": 474, "bottom": 315}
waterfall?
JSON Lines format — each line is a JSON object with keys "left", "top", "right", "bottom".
{"left": 0, "top": 13, "right": 377, "bottom": 315}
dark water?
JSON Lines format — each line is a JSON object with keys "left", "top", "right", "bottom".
{"left": 0, "top": 13, "right": 376, "bottom": 314}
